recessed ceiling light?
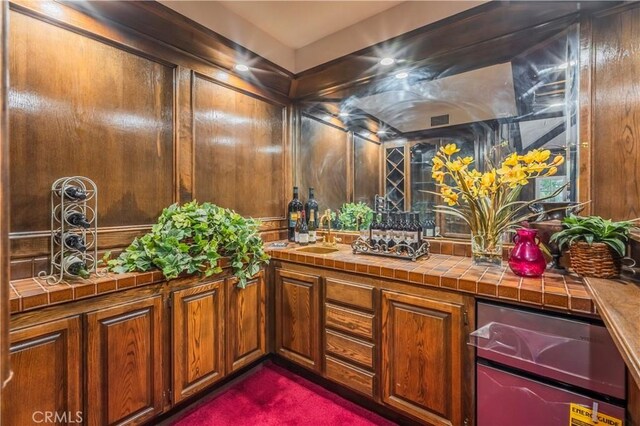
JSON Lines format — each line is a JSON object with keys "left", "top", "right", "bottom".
{"left": 377, "top": 129, "right": 387, "bottom": 136}
{"left": 234, "top": 64, "right": 249, "bottom": 72}
{"left": 380, "top": 57, "right": 395, "bottom": 66}
{"left": 395, "top": 71, "right": 409, "bottom": 79}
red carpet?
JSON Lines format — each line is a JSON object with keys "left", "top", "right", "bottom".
{"left": 172, "top": 363, "right": 396, "bottom": 425}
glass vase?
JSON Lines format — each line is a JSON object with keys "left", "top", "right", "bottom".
{"left": 471, "top": 232, "right": 504, "bottom": 267}
{"left": 508, "top": 228, "right": 547, "bottom": 277}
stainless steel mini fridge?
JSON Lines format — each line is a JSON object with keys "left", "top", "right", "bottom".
{"left": 471, "top": 302, "right": 626, "bottom": 426}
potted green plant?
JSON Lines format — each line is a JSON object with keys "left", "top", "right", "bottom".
{"left": 550, "top": 215, "right": 638, "bottom": 278}
{"left": 337, "top": 202, "right": 374, "bottom": 231}
{"left": 105, "top": 201, "right": 269, "bottom": 287}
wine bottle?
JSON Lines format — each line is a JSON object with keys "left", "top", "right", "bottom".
{"left": 299, "top": 211, "right": 309, "bottom": 246}
{"left": 379, "top": 213, "right": 388, "bottom": 248}
{"left": 287, "top": 186, "right": 304, "bottom": 242}
{"left": 305, "top": 188, "right": 319, "bottom": 226}
{"left": 386, "top": 213, "right": 396, "bottom": 249}
{"left": 63, "top": 255, "right": 90, "bottom": 279}
{"left": 308, "top": 214, "right": 317, "bottom": 244}
{"left": 370, "top": 213, "right": 379, "bottom": 246}
{"left": 55, "top": 232, "right": 87, "bottom": 252}
{"left": 59, "top": 185, "right": 87, "bottom": 201}
{"left": 294, "top": 214, "right": 302, "bottom": 243}
{"left": 404, "top": 213, "right": 416, "bottom": 250}
{"left": 65, "top": 211, "right": 91, "bottom": 228}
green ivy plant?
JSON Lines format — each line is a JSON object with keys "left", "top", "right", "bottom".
{"left": 338, "top": 202, "right": 374, "bottom": 231}
{"left": 105, "top": 201, "right": 269, "bottom": 288}
{"left": 550, "top": 215, "right": 638, "bottom": 257}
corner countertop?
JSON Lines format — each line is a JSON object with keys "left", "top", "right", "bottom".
{"left": 584, "top": 277, "right": 640, "bottom": 389}
{"left": 268, "top": 242, "right": 596, "bottom": 316}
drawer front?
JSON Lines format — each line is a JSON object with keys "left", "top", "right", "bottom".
{"left": 325, "top": 303, "right": 374, "bottom": 340}
{"left": 325, "top": 329, "right": 374, "bottom": 369}
{"left": 325, "top": 278, "right": 375, "bottom": 311}
{"left": 325, "top": 356, "right": 374, "bottom": 398}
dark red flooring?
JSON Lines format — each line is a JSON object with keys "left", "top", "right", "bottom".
{"left": 172, "top": 363, "right": 396, "bottom": 425}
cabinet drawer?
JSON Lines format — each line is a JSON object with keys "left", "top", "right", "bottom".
{"left": 325, "top": 356, "right": 374, "bottom": 398}
{"left": 325, "top": 329, "right": 374, "bottom": 369}
{"left": 325, "top": 278, "right": 375, "bottom": 311}
{"left": 325, "top": 303, "right": 374, "bottom": 340}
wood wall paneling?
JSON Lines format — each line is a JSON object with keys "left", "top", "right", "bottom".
{"left": 193, "top": 74, "right": 286, "bottom": 218}
{"left": 591, "top": 4, "right": 640, "bottom": 220}
{"left": 354, "top": 136, "right": 382, "bottom": 206}
{"left": 298, "top": 115, "right": 348, "bottom": 211}
{"left": 8, "top": 10, "right": 175, "bottom": 233}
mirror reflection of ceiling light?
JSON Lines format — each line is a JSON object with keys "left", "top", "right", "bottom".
{"left": 339, "top": 112, "right": 349, "bottom": 117}
{"left": 395, "top": 71, "right": 409, "bottom": 79}
{"left": 380, "top": 57, "right": 395, "bottom": 66}
{"left": 377, "top": 129, "right": 387, "bottom": 136}
{"left": 234, "top": 64, "right": 249, "bottom": 72}
{"left": 360, "top": 131, "right": 371, "bottom": 138}
{"left": 322, "top": 114, "right": 332, "bottom": 121}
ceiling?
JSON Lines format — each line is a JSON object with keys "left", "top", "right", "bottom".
{"left": 218, "top": 1, "right": 403, "bottom": 49}
{"left": 161, "top": 1, "right": 486, "bottom": 72}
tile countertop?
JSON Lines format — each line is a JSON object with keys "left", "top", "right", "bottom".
{"left": 268, "top": 242, "right": 596, "bottom": 315}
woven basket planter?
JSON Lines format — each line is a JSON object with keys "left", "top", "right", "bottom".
{"left": 569, "top": 242, "right": 620, "bottom": 278}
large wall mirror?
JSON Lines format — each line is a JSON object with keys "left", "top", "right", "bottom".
{"left": 295, "top": 20, "right": 580, "bottom": 238}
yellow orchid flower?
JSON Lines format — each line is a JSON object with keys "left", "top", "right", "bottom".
{"left": 481, "top": 170, "right": 496, "bottom": 188}
{"left": 447, "top": 160, "right": 464, "bottom": 172}
{"left": 432, "top": 156, "right": 444, "bottom": 171}
{"left": 534, "top": 149, "right": 551, "bottom": 162}
{"left": 444, "top": 192, "right": 459, "bottom": 206}
{"left": 461, "top": 156, "right": 474, "bottom": 165}
{"left": 552, "top": 155, "right": 565, "bottom": 166}
{"left": 503, "top": 153, "right": 519, "bottom": 167}
{"left": 546, "top": 166, "right": 558, "bottom": 176}
{"left": 432, "top": 170, "right": 445, "bottom": 183}
{"left": 441, "top": 143, "right": 460, "bottom": 156}
{"left": 519, "top": 151, "right": 537, "bottom": 164}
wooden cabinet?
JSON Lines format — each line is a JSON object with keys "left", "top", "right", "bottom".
{"left": 226, "top": 274, "right": 266, "bottom": 372}
{"left": 3, "top": 317, "right": 82, "bottom": 425}
{"left": 86, "top": 296, "right": 163, "bottom": 426}
{"left": 275, "top": 269, "right": 321, "bottom": 371}
{"left": 172, "top": 279, "right": 225, "bottom": 403}
{"left": 323, "top": 277, "right": 377, "bottom": 398}
{"left": 381, "top": 290, "right": 465, "bottom": 426}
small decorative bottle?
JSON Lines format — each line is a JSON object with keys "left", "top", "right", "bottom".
{"left": 508, "top": 228, "right": 547, "bottom": 277}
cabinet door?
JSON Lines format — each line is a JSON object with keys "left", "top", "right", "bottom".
{"left": 226, "top": 274, "right": 266, "bottom": 372}
{"left": 275, "top": 269, "right": 321, "bottom": 371}
{"left": 381, "top": 291, "right": 464, "bottom": 426}
{"left": 86, "top": 296, "right": 163, "bottom": 426}
{"left": 3, "top": 317, "right": 82, "bottom": 425}
{"left": 172, "top": 279, "right": 225, "bottom": 403}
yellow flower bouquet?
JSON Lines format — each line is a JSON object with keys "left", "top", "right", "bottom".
{"left": 428, "top": 143, "right": 566, "bottom": 266}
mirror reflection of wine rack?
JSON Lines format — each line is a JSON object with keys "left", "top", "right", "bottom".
{"left": 39, "top": 176, "right": 104, "bottom": 285}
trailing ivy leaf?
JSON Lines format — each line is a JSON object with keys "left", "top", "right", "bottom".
{"left": 106, "top": 201, "right": 270, "bottom": 287}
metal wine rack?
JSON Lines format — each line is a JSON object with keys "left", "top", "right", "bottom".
{"left": 351, "top": 237, "right": 430, "bottom": 261}
{"left": 39, "top": 176, "right": 104, "bottom": 284}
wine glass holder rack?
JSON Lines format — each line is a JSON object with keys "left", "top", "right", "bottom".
{"left": 39, "top": 176, "right": 104, "bottom": 285}
{"left": 351, "top": 237, "right": 430, "bottom": 261}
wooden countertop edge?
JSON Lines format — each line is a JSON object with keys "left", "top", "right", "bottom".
{"left": 584, "top": 277, "right": 640, "bottom": 389}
